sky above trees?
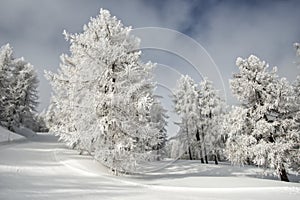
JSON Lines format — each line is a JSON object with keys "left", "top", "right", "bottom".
{"left": 0, "top": 0, "right": 299, "bottom": 112}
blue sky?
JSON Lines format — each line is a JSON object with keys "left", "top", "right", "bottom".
{"left": 1, "top": 0, "right": 300, "bottom": 135}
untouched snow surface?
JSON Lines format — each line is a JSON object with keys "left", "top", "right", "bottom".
{"left": 0, "top": 132, "right": 299, "bottom": 200}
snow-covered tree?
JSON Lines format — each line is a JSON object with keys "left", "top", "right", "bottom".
{"left": 172, "top": 75, "right": 225, "bottom": 163}
{"left": 173, "top": 75, "right": 199, "bottom": 160}
{"left": 14, "top": 62, "right": 39, "bottom": 129}
{"left": 0, "top": 44, "right": 13, "bottom": 127}
{"left": 149, "top": 100, "right": 168, "bottom": 156}
{"left": 172, "top": 75, "right": 225, "bottom": 164}
{"left": 226, "top": 55, "right": 299, "bottom": 182}
{"left": 46, "top": 55, "right": 83, "bottom": 149}
{"left": 291, "top": 43, "right": 300, "bottom": 172}
{"left": 198, "top": 78, "right": 225, "bottom": 164}
{"left": 0, "top": 44, "right": 39, "bottom": 130}
{"left": 46, "top": 9, "right": 166, "bottom": 173}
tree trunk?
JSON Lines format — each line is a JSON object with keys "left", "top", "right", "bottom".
{"left": 200, "top": 157, "right": 204, "bottom": 163}
{"left": 188, "top": 146, "right": 193, "bottom": 160}
{"left": 186, "top": 121, "right": 192, "bottom": 160}
{"left": 199, "top": 147, "right": 204, "bottom": 163}
{"left": 279, "top": 165, "right": 289, "bottom": 182}
{"left": 199, "top": 148, "right": 204, "bottom": 163}
{"left": 204, "top": 147, "right": 208, "bottom": 164}
{"left": 246, "top": 157, "right": 251, "bottom": 165}
{"left": 196, "top": 129, "right": 202, "bottom": 162}
{"left": 200, "top": 126, "right": 207, "bottom": 164}
{"left": 214, "top": 154, "right": 218, "bottom": 165}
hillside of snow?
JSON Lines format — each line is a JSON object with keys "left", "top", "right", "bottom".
{"left": 0, "top": 132, "right": 299, "bottom": 200}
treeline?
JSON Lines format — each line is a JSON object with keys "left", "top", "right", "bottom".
{"left": 169, "top": 53, "right": 300, "bottom": 182}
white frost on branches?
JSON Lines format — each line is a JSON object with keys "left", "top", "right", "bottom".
{"left": 172, "top": 75, "right": 225, "bottom": 163}
{"left": 46, "top": 9, "right": 167, "bottom": 173}
{"left": 0, "top": 44, "right": 39, "bottom": 131}
{"left": 226, "top": 55, "right": 300, "bottom": 181}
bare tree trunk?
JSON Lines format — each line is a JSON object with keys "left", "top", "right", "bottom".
{"left": 214, "top": 154, "right": 218, "bottom": 165}
{"left": 200, "top": 126, "right": 207, "bottom": 164}
{"left": 186, "top": 121, "right": 192, "bottom": 160}
{"left": 196, "top": 129, "right": 203, "bottom": 163}
{"left": 200, "top": 146, "right": 205, "bottom": 163}
{"left": 204, "top": 146, "right": 208, "bottom": 164}
{"left": 188, "top": 146, "right": 193, "bottom": 160}
{"left": 278, "top": 165, "right": 289, "bottom": 182}
{"left": 200, "top": 150, "right": 204, "bottom": 163}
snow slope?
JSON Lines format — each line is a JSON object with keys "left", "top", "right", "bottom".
{"left": 0, "top": 126, "right": 25, "bottom": 143}
{"left": 0, "top": 132, "right": 299, "bottom": 200}
{"left": 13, "top": 125, "right": 37, "bottom": 138}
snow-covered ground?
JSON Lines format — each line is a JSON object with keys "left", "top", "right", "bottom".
{"left": 0, "top": 132, "right": 299, "bottom": 200}
{"left": 0, "top": 126, "right": 25, "bottom": 143}
{"left": 13, "top": 125, "right": 37, "bottom": 138}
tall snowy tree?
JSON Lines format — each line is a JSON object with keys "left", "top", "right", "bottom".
{"left": 291, "top": 43, "right": 300, "bottom": 172}
{"left": 173, "top": 75, "right": 199, "bottom": 160}
{"left": 0, "top": 44, "right": 13, "bottom": 127}
{"left": 0, "top": 44, "right": 39, "bottom": 130}
{"left": 198, "top": 78, "right": 225, "bottom": 164}
{"left": 14, "top": 62, "right": 39, "bottom": 129}
{"left": 226, "top": 55, "right": 299, "bottom": 182}
{"left": 46, "top": 9, "right": 166, "bottom": 173}
{"left": 172, "top": 75, "right": 225, "bottom": 163}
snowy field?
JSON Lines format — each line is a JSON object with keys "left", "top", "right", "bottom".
{"left": 0, "top": 132, "right": 299, "bottom": 200}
